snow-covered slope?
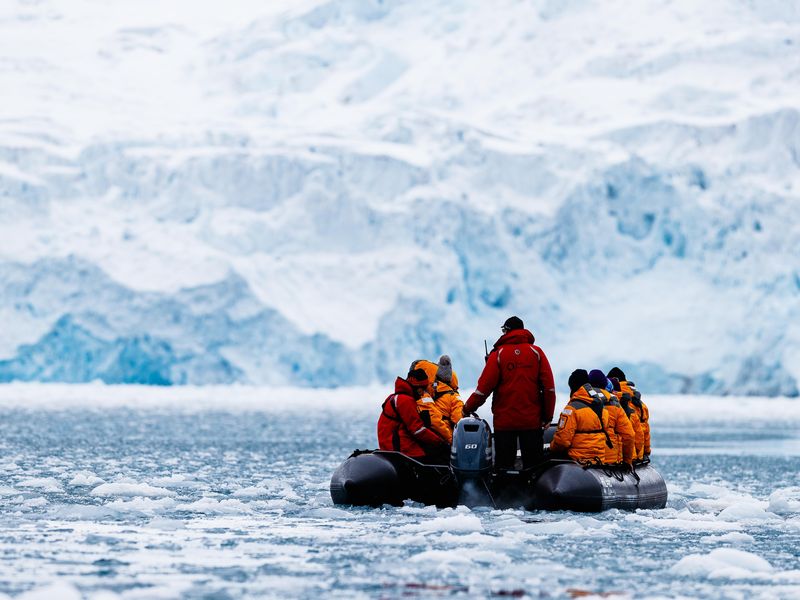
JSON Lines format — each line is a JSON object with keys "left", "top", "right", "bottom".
{"left": 1, "top": 0, "right": 798, "bottom": 394}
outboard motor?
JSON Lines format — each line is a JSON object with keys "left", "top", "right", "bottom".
{"left": 450, "top": 417, "right": 494, "bottom": 507}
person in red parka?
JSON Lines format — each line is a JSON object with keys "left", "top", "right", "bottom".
{"left": 377, "top": 368, "right": 450, "bottom": 462}
{"left": 464, "top": 316, "right": 557, "bottom": 469}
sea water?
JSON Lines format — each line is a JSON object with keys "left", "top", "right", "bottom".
{"left": 0, "top": 388, "right": 799, "bottom": 599}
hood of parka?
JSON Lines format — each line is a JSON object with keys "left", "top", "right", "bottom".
{"left": 493, "top": 328, "right": 535, "bottom": 349}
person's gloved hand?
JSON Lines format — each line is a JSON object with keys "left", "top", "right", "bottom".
{"left": 464, "top": 393, "right": 482, "bottom": 415}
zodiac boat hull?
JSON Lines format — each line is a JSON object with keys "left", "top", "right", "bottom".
{"left": 330, "top": 450, "right": 667, "bottom": 512}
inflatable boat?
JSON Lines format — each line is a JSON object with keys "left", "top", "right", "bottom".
{"left": 330, "top": 417, "right": 668, "bottom": 512}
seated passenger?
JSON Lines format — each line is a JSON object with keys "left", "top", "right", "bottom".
{"left": 550, "top": 369, "right": 611, "bottom": 463}
{"left": 608, "top": 367, "right": 650, "bottom": 460}
{"left": 609, "top": 376, "right": 643, "bottom": 457}
{"left": 609, "top": 375, "right": 644, "bottom": 459}
{"left": 410, "top": 356, "right": 464, "bottom": 444}
{"left": 377, "top": 368, "right": 449, "bottom": 462}
{"left": 588, "top": 369, "right": 635, "bottom": 466}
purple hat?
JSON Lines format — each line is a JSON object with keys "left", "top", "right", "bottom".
{"left": 588, "top": 369, "right": 608, "bottom": 389}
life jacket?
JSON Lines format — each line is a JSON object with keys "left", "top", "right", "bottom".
{"left": 619, "top": 380, "right": 645, "bottom": 459}
{"left": 417, "top": 392, "right": 453, "bottom": 444}
{"left": 410, "top": 360, "right": 463, "bottom": 440}
{"left": 569, "top": 385, "right": 614, "bottom": 450}
{"left": 604, "top": 389, "right": 636, "bottom": 464}
{"left": 628, "top": 382, "right": 651, "bottom": 456}
{"left": 377, "top": 378, "right": 446, "bottom": 457}
{"left": 550, "top": 385, "right": 610, "bottom": 463}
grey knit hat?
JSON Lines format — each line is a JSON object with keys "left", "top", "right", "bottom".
{"left": 436, "top": 355, "right": 453, "bottom": 384}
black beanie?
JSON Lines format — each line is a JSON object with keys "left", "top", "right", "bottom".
{"left": 607, "top": 367, "right": 626, "bottom": 381}
{"left": 568, "top": 369, "right": 590, "bottom": 394}
{"left": 503, "top": 316, "right": 524, "bottom": 331}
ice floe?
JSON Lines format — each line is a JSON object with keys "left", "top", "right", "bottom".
{"left": 90, "top": 482, "right": 175, "bottom": 498}
{"left": 671, "top": 548, "right": 773, "bottom": 579}
{"left": 768, "top": 487, "right": 800, "bottom": 515}
{"left": 15, "top": 477, "right": 63, "bottom": 493}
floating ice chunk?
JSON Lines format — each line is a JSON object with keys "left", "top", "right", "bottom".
{"left": 90, "top": 482, "right": 175, "bottom": 498}
{"left": 528, "top": 519, "right": 586, "bottom": 535}
{"left": 302, "top": 507, "right": 352, "bottom": 519}
{"left": 232, "top": 486, "right": 270, "bottom": 498}
{"left": 409, "top": 548, "right": 511, "bottom": 566}
{"left": 86, "top": 591, "right": 122, "bottom": 600}
{"left": 700, "top": 532, "right": 755, "bottom": 545}
{"left": 258, "top": 478, "right": 301, "bottom": 501}
{"left": 633, "top": 508, "right": 743, "bottom": 532}
{"left": 150, "top": 474, "right": 204, "bottom": 489}
{"left": 718, "top": 503, "right": 775, "bottom": 522}
{"left": 0, "top": 486, "right": 21, "bottom": 496}
{"left": 105, "top": 497, "right": 178, "bottom": 514}
{"left": 768, "top": 487, "right": 800, "bottom": 515}
{"left": 69, "top": 471, "right": 104, "bottom": 486}
{"left": 687, "top": 483, "right": 734, "bottom": 498}
{"left": 18, "top": 582, "right": 82, "bottom": 600}
{"left": 408, "top": 549, "right": 469, "bottom": 564}
{"left": 23, "top": 497, "right": 48, "bottom": 508}
{"left": 177, "top": 498, "right": 251, "bottom": 514}
{"left": 399, "top": 514, "right": 484, "bottom": 534}
{"left": 670, "top": 548, "right": 773, "bottom": 579}
{"left": 49, "top": 504, "right": 119, "bottom": 520}
{"left": 16, "top": 477, "right": 63, "bottom": 493}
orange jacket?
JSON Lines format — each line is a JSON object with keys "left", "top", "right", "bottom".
{"left": 599, "top": 389, "right": 635, "bottom": 464}
{"left": 619, "top": 380, "right": 649, "bottom": 458}
{"left": 550, "top": 385, "right": 610, "bottom": 463}
{"left": 416, "top": 393, "right": 453, "bottom": 444}
{"left": 618, "top": 382, "right": 644, "bottom": 459}
{"left": 412, "top": 360, "right": 464, "bottom": 444}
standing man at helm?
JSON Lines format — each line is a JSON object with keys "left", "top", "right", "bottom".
{"left": 464, "top": 316, "right": 557, "bottom": 469}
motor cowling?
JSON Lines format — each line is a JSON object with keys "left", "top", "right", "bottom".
{"left": 450, "top": 416, "right": 492, "bottom": 478}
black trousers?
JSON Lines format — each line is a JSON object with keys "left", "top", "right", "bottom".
{"left": 494, "top": 429, "right": 544, "bottom": 470}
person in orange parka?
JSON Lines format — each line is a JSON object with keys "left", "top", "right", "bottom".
{"left": 410, "top": 356, "right": 464, "bottom": 444}
{"left": 609, "top": 376, "right": 644, "bottom": 460}
{"left": 550, "top": 369, "right": 611, "bottom": 463}
{"left": 588, "top": 369, "right": 635, "bottom": 466}
{"left": 608, "top": 367, "right": 650, "bottom": 460}
{"left": 377, "top": 368, "right": 449, "bottom": 461}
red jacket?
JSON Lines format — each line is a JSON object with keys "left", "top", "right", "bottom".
{"left": 464, "top": 329, "right": 556, "bottom": 431}
{"left": 377, "top": 378, "right": 448, "bottom": 457}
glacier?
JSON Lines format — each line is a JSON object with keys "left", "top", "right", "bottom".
{"left": 0, "top": 0, "right": 799, "bottom": 393}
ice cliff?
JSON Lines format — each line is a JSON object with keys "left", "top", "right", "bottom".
{"left": 0, "top": 0, "right": 798, "bottom": 394}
